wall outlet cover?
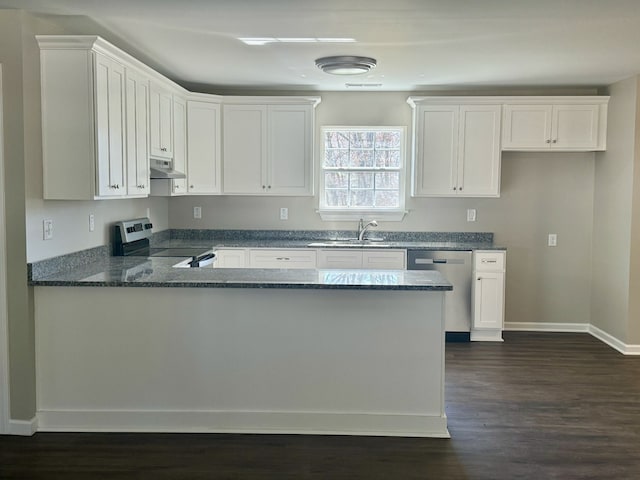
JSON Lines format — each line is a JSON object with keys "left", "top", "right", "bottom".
{"left": 467, "top": 209, "right": 477, "bottom": 222}
{"left": 43, "top": 219, "right": 53, "bottom": 240}
{"left": 280, "top": 207, "right": 289, "bottom": 220}
{"left": 548, "top": 233, "right": 558, "bottom": 247}
{"left": 193, "top": 206, "right": 202, "bottom": 219}
{"left": 89, "top": 214, "right": 95, "bottom": 232}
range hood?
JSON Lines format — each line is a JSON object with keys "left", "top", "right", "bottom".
{"left": 149, "top": 158, "right": 186, "bottom": 179}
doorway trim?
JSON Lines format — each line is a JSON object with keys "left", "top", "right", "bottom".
{"left": 0, "top": 64, "right": 11, "bottom": 435}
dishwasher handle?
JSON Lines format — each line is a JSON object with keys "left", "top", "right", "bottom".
{"left": 413, "top": 258, "right": 463, "bottom": 265}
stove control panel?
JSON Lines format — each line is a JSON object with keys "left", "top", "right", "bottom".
{"left": 114, "top": 217, "right": 153, "bottom": 244}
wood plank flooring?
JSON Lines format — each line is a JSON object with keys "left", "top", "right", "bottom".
{"left": 2, "top": 332, "right": 640, "bottom": 479}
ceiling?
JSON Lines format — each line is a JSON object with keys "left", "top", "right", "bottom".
{"left": 3, "top": 0, "right": 640, "bottom": 92}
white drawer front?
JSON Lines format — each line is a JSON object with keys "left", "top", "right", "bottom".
{"left": 474, "top": 251, "right": 505, "bottom": 272}
{"left": 249, "top": 249, "right": 317, "bottom": 269}
{"left": 317, "top": 249, "right": 363, "bottom": 269}
{"left": 362, "top": 250, "right": 406, "bottom": 270}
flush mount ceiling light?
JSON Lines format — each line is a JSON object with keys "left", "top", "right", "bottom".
{"left": 315, "top": 56, "right": 377, "bottom": 75}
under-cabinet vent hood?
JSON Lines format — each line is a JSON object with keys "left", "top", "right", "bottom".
{"left": 149, "top": 158, "right": 186, "bottom": 179}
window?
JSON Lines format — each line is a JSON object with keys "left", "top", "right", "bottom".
{"left": 319, "top": 126, "right": 406, "bottom": 220}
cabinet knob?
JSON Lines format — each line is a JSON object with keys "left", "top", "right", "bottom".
{"left": 161, "top": 147, "right": 167, "bottom": 152}
{"left": 190, "top": 185, "right": 195, "bottom": 189}
{"left": 453, "top": 187, "right": 457, "bottom": 191}
{"left": 477, "top": 277, "right": 482, "bottom": 281}
{"left": 138, "top": 184, "right": 145, "bottom": 189}
{"left": 552, "top": 139, "right": 557, "bottom": 144}
{"left": 546, "top": 139, "right": 551, "bottom": 143}
{"left": 262, "top": 185, "right": 266, "bottom": 189}
{"left": 268, "top": 185, "right": 271, "bottom": 189}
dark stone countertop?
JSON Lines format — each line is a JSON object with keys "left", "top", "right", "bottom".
{"left": 29, "top": 256, "right": 452, "bottom": 291}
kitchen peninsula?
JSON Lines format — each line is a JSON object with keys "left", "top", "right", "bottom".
{"left": 31, "top": 255, "right": 452, "bottom": 438}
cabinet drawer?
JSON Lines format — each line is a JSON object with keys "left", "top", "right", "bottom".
{"left": 474, "top": 251, "right": 505, "bottom": 272}
{"left": 249, "top": 249, "right": 317, "bottom": 269}
{"left": 362, "top": 250, "right": 406, "bottom": 270}
{"left": 317, "top": 249, "right": 363, "bottom": 269}
{"left": 214, "top": 249, "right": 248, "bottom": 268}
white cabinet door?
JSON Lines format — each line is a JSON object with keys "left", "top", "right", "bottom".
{"left": 94, "top": 53, "right": 126, "bottom": 197}
{"left": 268, "top": 104, "right": 313, "bottom": 195}
{"left": 214, "top": 249, "right": 248, "bottom": 268}
{"left": 501, "top": 104, "right": 553, "bottom": 149}
{"left": 502, "top": 103, "right": 602, "bottom": 151}
{"left": 458, "top": 105, "right": 501, "bottom": 196}
{"left": 552, "top": 104, "right": 600, "bottom": 150}
{"left": 187, "top": 101, "right": 221, "bottom": 194}
{"left": 472, "top": 272, "right": 505, "bottom": 330}
{"left": 317, "top": 249, "right": 363, "bottom": 269}
{"left": 413, "top": 105, "right": 458, "bottom": 196}
{"left": 362, "top": 250, "right": 406, "bottom": 270}
{"left": 124, "top": 68, "right": 150, "bottom": 196}
{"left": 471, "top": 250, "right": 505, "bottom": 341}
{"left": 248, "top": 249, "right": 317, "bottom": 269}
{"left": 171, "top": 96, "right": 188, "bottom": 194}
{"left": 149, "top": 84, "right": 173, "bottom": 158}
{"left": 222, "top": 105, "right": 267, "bottom": 194}
{"left": 412, "top": 104, "right": 500, "bottom": 197}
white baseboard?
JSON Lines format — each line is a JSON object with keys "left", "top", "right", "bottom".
{"left": 588, "top": 325, "right": 640, "bottom": 355}
{"left": 505, "top": 322, "right": 590, "bottom": 332}
{"left": 504, "top": 322, "right": 640, "bottom": 355}
{"left": 9, "top": 417, "right": 38, "bottom": 436}
{"left": 36, "top": 410, "right": 450, "bottom": 438}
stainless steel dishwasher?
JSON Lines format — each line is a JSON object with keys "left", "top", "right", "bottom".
{"left": 407, "top": 250, "right": 473, "bottom": 341}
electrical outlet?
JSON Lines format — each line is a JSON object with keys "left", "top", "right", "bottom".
{"left": 280, "top": 207, "right": 289, "bottom": 220}
{"left": 89, "top": 214, "right": 95, "bottom": 232}
{"left": 467, "top": 209, "right": 477, "bottom": 222}
{"left": 193, "top": 206, "right": 202, "bottom": 219}
{"left": 548, "top": 233, "right": 558, "bottom": 247}
{"left": 43, "top": 219, "right": 53, "bottom": 240}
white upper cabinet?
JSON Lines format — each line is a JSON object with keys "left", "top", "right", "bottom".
{"left": 409, "top": 98, "right": 501, "bottom": 197}
{"left": 38, "top": 36, "right": 137, "bottom": 200}
{"left": 502, "top": 98, "right": 608, "bottom": 151}
{"left": 187, "top": 99, "right": 221, "bottom": 194}
{"left": 94, "top": 53, "right": 127, "bottom": 197}
{"left": 149, "top": 83, "right": 174, "bottom": 158}
{"left": 222, "top": 98, "right": 319, "bottom": 196}
{"left": 124, "top": 68, "right": 150, "bottom": 196}
{"left": 171, "top": 96, "right": 188, "bottom": 195}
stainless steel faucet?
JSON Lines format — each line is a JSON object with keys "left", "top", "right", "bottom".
{"left": 358, "top": 219, "right": 378, "bottom": 241}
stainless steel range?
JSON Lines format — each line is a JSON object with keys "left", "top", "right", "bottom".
{"left": 113, "top": 218, "right": 215, "bottom": 267}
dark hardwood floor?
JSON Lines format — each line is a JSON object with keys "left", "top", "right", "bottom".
{"left": 2, "top": 332, "right": 640, "bottom": 479}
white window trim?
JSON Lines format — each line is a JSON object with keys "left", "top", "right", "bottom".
{"left": 317, "top": 125, "right": 408, "bottom": 222}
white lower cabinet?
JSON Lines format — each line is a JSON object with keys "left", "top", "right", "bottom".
{"left": 317, "top": 249, "right": 406, "bottom": 270}
{"left": 471, "top": 250, "right": 506, "bottom": 342}
{"left": 214, "top": 249, "right": 248, "bottom": 268}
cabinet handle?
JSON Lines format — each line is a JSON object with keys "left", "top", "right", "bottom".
{"left": 110, "top": 184, "right": 120, "bottom": 189}
{"left": 276, "top": 257, "right": 290, "bottom": 261}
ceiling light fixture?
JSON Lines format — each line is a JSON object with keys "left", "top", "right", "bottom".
{"left": 315, "top": 56, "right": 377, "bottom": 75}
{"left": 239, "top": 37, "right": 356, "bottom": 46}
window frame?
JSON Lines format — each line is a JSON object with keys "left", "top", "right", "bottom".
{"left": 318, "top": 125, "right": 407, "bottom": 221}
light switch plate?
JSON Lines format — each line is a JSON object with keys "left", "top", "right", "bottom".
{"left": 43, "top": 219, "right": 53, "bottom": 240}
{"left": 548, "top": 233, "right": 557, "bottom": 247}
{"left": 193, "top": 206, "right": 202, "bottom": 219}
{"left": 89, "top": 214, "right": 95, "bottom": 232}
{"left": 280, "top": 207, "right": 289, "bottom": 220}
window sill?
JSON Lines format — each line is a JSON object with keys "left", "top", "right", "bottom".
{"left": 316, "top": 210, "right": 408, "bottom": 222}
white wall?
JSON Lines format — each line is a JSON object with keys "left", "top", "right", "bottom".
{"left": 169, "top": 92, "right": 597, "bottom": 328}
{"left": 591, "top": 77, "right": 637, "bottom": 344}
